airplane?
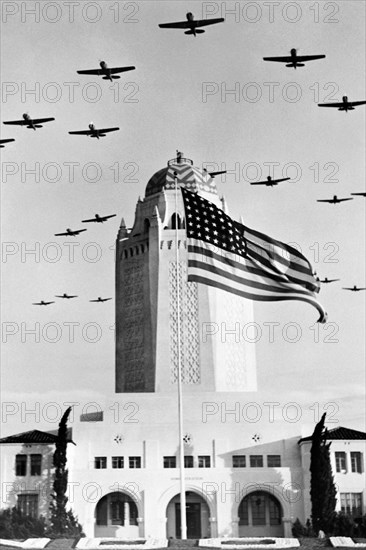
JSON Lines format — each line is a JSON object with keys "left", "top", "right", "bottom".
{"left": 33, "top": 300, "right": 55, "bottom": 306}
{"left": 203, "top": 169, "right": 227, "bottom": 178}
{"left": 351, "top": 192, "right": 366, "bottom": 197}
{"left": 320, "top": 277, "right": 340, "bottom": 284}
{"left": 250, "top": 176, "right": 291, "bottom": 187}
{"left": 69, "top": 123, "right": 119, "bottom": 139}
{"left": 55, "top": 293, "right": 78, "bottom": 299}
{"left": 89, "top": 297, "right": 112, "bottom": 302}
{"left": 77, "top": 61, "right": 135, "bottom": 82}
{"left": 317, "top": 195, "right": 353, "bottom": 204}
{"left": 0, "top": 138, "right": 15, "bottom": 147}
{"left": 263, "top": 48, "right": 325, "bottom": 68}
{"left": 158, "top": 12, "right": 224, "bottom": 36}
{"left": 342, "top": 285, "right": 366, "bottom": 292}
{"left": 3, "top": 113, "right": 55, "bottom": 130}
{"left": 54, "top": 228, "right": 87, "bottom": 237}
{"left": 82, "top": 214, "right": 117, "bottom": 223}
{"left": 318, "top": 96, "right": 366, "bottom": 112}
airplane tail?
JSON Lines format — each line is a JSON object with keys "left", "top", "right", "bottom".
{"left": 34, "top": 124, "right": 43, "bottom": 128}
{"left": 112, "top": 75, "right": 121, "bottom": 79}
{"left": 185, "top": 29, "right": 205, "bottom": 35}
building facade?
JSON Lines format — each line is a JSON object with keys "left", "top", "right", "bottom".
{"left": 1, "top": 155, "right": 365, "bottom": 539}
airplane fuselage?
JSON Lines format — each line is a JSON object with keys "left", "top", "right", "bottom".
{"left": 339, "top": 96, "right": 354, "bottom": 111}
{"left": 286, "top": 49, "right": 304, "bottom": 69}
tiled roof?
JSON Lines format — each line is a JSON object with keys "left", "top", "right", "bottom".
{"left": 0, "top": 429, "right": 74, "bottom": 444}
{"left": 299, "top": 426, "right": 366, "bottom": 444}
{"left": 145, "top": 162, "right": 218, "bottom": 198}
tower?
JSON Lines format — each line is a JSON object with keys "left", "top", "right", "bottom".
{"left": 115, "top": 153, "right": 257, "bottom": 393}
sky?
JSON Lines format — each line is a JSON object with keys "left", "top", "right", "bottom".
{"left": 0, "top": 0, "right": 365, "bottom": 437}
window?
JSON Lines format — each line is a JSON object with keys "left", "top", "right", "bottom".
{"left": 340, "top": 493, "right": 363, "bottom": 517}
{"left": 239, "top": 492, "right": 282, "bottom": 528}
{"left": 129, "top": 456, "right": 141, "bottom": 468}
{"left": 184, "top": 456, "right": 194, "bottom": 468}
{"left": 351, "top": 452, "right": 362, "bottom": 473}
{"left": 233, "top": 455, "right": 246, "bottom": 468}
{"left": 335, "top": 451, "right": 347, "bottom": 473}
{"left": 267, "top": 455, "right": 281, "bottom": 467}
{"left": 198, "top": 455, "right": 211, "bottom": 468}
{"left": 250, "top": 455, "right": 263, "bottom": 467}
{"left": 17, "top": 494, "right": 38, "bottom": 518}
{"left": 112, "top": 456, "right": 124, "bottom": 469}
{"left": 163, "top": 456, "right": 176, "bottom": 468}
{"left": 15, "top": 455, "right": 27, "bottom": 476}
{"left": 94, "top": 457, "right": 107, "bottom": 469}
{"left": 30, "top": 454, "right": 42, "bottom": 476}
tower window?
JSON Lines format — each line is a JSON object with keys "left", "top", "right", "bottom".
{"left": 233, "top": 455, "right": 246, "bottom": 468}
{"left": 335, "top": 451, "right": 347, "bottom": 473}
{"left": 170, "top": 213, "right": 184, "bottom": 230}
{"left": 198, "top": 455, "right": 211, "bottom": 468}
{"left": 267, "top": 455, "right": 281, "bottom": 467}
{"left": 129, "top": 456, "right": 141, "bottom": 468}
{"left": 250, "top": 455, "right": 263, "bottom": 468}
{"left": 30, "top": 454, "right": 42, "bottom": 476}
{"left": 112, "top": 456, "right": 124, "bottom": 469}
{"left": 17, "top": 494, "right": 38, "bottom": 518}
{"left": 95, "top": 457, "right": 107, "bottom": 469}
{"left": 163, "top": 456, "right": 176, "bottom": 468}
{"left": 184, "top": 456, "right": 194, "bottom": 468}
{"left": 15, "top": 455, "right": 27, "bottom": 476}
{"left": 351, "top": 452, "right": 362, "bottom": 473}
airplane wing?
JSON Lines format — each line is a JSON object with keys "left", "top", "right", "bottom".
{"left": 194, "top": 18, "right": 225, "bottom": 27}
{"left": 100, "top": 214, "right": 117, "bottom": 220}
{"left": 98, "top": 127, "right": 120, "bottom": 133}
{"left": 209, "top": 170, "right": 227, "bottom": 177}
{"left": 77, "top": 68, "right": 103, "bottom": 75}
{"left": 250, "top": 181, "right": 267, "bottom": 185}
{"left": 351, "top": 192, "right": 366, "bottom": 196}
{"left": 109, "top": 66, "right": 135, "bottom": 74}
{"left": 3, "top": 119, "right": 28, "bottom": 126}
{"left": 263, "top": 56, "right": 293, "bottom": 63}
{"left": 75, "top": 229, "right": 87, "bottom": 234}
{"left": 69, "top": 130, "right": 92, "bottom": 135}
{"left": 316, "top": 199, "right": 333, "bottom": 203}
{"left": 32, "top": 117, "right": 55, "bottom": 124}
{"left": 274, "top": 177, "right": 291, "bottom": 183}
{"left": 337, "top": 198, "right": 353, "bottom": 202}
{"left": 0, "top": 138, "right": 15, "bottom": 143}
{"left": 349, "top": 100, "right": 366, "bottom": 106}
{"left": 296, "top": 55, "right": 325, "bottom": 62}
{"left": 318, "top": 103, "right": 344, "bottom": 108}
{"left": 159, "top": 20, "right": 191, "bottom": 28}
{"left": 82, "top": 218, "right": 98, "bottom": 223}
{"left": 54, "top": 231, "right": 69, "bottom": 236}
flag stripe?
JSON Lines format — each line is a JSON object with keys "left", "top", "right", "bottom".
{"left": 188, "top": 242, "right": 318, "bottom": 292}
{"left": 189, "top": 273, "right": 326, "bottom": 322}
{"left": 181, "top": 187, "right": 327, "bottom": 323}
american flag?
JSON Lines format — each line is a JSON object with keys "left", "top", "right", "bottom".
{"left": 181, "top": 187, "right": 327, "bottom": 323}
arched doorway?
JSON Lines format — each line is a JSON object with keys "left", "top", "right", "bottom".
{"left": 95, "top": 492, "right": 139, "bottom": 538}
{"left": 238, "top": 491, "right": 283, "bottom": 537}
{"left": 166, "top": 491, "right": 210, "bottom": 539}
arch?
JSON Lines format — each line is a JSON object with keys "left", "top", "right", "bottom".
{"left": 237, "top": 490, "right": 284, "bottom": 538}
{"left": 170, "top": 213, "right": 184, "bottom": 230}
{"left": 162, "top": 488, "right": 213, "bottom": 539}
{"left": 94, "top": 491, "right": 142, "bottom": 538}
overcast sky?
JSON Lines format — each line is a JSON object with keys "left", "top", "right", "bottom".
{"left": 1, "top": 1, "right": 365, "bottom": 436}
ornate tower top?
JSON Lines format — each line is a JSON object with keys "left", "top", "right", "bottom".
{"left": 145, "top": 152, "right": 218, "bottom": 198}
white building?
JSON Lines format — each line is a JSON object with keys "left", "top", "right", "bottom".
{"left": 1, "top": 155, "right": 365, "bottom": 539}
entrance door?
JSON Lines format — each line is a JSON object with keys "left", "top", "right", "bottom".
{"left": 175, "top": 503, "right": 201, "bottom": 538}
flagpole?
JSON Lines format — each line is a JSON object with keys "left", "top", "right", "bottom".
{"left": 174, "top": 170, "right": 187, "bottom": 540}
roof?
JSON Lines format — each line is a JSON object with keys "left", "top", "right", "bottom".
{"left": 145, "top": 159, "right": 218, "bottom": 198}
{"left": 0, "top": 428, "right": 74, "bottom": 445}
{"left": 298, "top": 426, "right": 366, "bottom": 444}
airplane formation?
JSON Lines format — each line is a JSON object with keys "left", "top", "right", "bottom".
{"left": 1, "top": 13, "right": 364, "bottom": 305}
{"left": 33, "top": 296, "right": 112, "bottom": 305}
